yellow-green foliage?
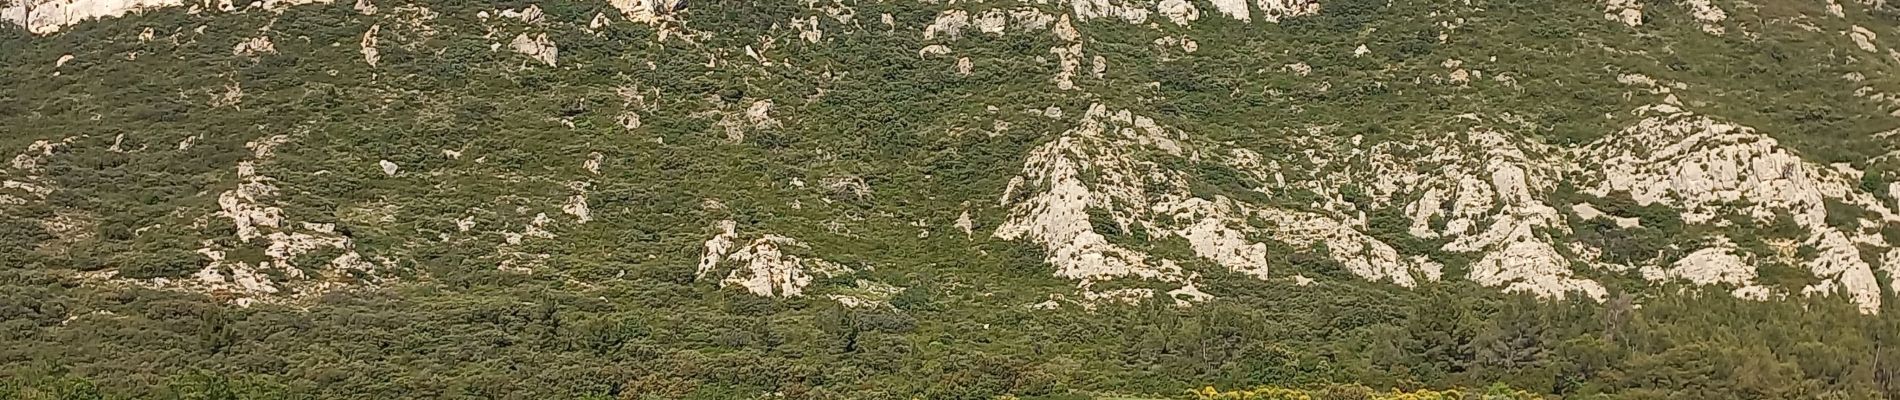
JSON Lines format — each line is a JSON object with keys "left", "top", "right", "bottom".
{"left": 1191, "top": 384, "right": 1543, "bottom": 400}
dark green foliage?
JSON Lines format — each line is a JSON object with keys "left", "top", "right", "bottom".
{"left": 112, "top": 248, "right": 204, "bottom": 279}
{"left": 1825, "top": 198, "right": 1873, "bottom": 232}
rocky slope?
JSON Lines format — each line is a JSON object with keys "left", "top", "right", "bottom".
{"left": 4, "top": 0, "right": 1899, "bottom": 315}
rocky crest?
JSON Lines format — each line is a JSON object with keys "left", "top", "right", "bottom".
{"left": 5, "top": 0, "right": 1899, "bottom": 314}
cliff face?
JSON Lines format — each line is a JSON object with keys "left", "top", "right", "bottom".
{"left": 4, "top": 0, "right": 1899, "bottom": 313}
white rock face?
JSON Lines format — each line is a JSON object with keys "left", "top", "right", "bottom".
{"left": 510, "top": 33, "right": 559, "bottom": 67}
{"left": 1051, "top": 43, "right": 1083, "bottom": 90}
{"left": 955, "top": 209, "right": 975, "bottom": 237}
{"left": 1255, "top": 0, "right": 1319, "bottom": 22}
{"left": 1284, "top": 62, "right": 1312, "bottom": 76}
{"left": 696, "top": 220, "right": 850, "bottom": 297}
{"left": 1603, "top": 0, "right": 1642, "bottom": 27}
{"left": 1251, "top": 117, "right": 1611, "bottom": 300}
{"left": 1888, "top": 248, "right": 1900, "bottom": 287}
{"left": 918, "top": 44, "right": 952, "bottom": 57}
{"left": 974, "top": 9, "right": 1007, "bottom": 34}
{"left": 562, "top": 194, "right": 591, "bottom": 223}
{"left": 1444, "top": 140, "right": 1604, "bottom": 301}
{"left": 1249, "top": 206, "right": 1443, "bottom": 286}
{"left": 993, "top": 110, "right": 1180, "bottom": 284}
{"left": 5, "top": 0, "right": 184, "bottom": 34}
{"left": 715, "top": 100, "right": 782, "bottom": 143}
{"left": 925, "top": 10, "right": 969, "bottom": 40}
{"left": 1579, "top": 105, "right": 1899, "bottom": 228}
{"left": 2, "top": 138, "right": 71, "bottom": 206}
{"left": 1428, "top": 134, "right": 1590, "bottom": 297}
{"left": 1157, "top": 0, "right": 1197, "bottom": 25}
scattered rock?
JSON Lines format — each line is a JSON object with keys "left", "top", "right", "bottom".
{"left": 1284, "top": 62, "right": 1312, "bottom": 76}
{"left": 828, "top": 280, "right": 906, "bottom": 308}
{"left": 714, "top": 99, "right": 781, "bottom": 143}
{"left": 5, "top": 0, "right": 333, "bottom": 34}
{"left": 563, "top": 194, "right": 591, "bottom": 223}
{"left": 955, "top": 209, "right": 975, "bottom": 237}
{"left": 925, "top": 10, "right": 968, "bottom": 41}
{"left": 1852, "top": 26, "right": 1879, "bottom": 52}
{"left": 232, "top": 36, "right": 275, "bottom": 56}
{"left": 1158, "top": 0, "right": 1199, "bottom": 25}
{"left": 1603, "top": 0, "right": 1643, "bottom": 27}
{"left": 583, "top": 152, "right": 603, "bottom": 174}
{"left": 975, "top": 9, "right": 1007, "bottom": 35}
{"left": 918, "top": 44, "right": 952, "bottom": 57}
{"left": 118, "top": 135, "right": 389, "bottom": 306}
{"left": 1210, "top": 0, "right": 1251, "bottom": 20}
{"left": 501, "top": 4, "right": 544, "bottom": 24}
{"left": 697, "top": 220, "right": 851, "bottom": 297}
{"left": 360, "top": 25, "right": 381, "bottom": 68}
{"left": 1681, "top": 0, "right": 1727, "bottom": 34}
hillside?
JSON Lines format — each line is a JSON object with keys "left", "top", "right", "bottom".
{"left": 4, "top": 0, "right": 1900, "bottom": 397}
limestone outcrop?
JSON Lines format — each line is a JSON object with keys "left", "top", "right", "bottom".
{"left": 697, "top": 220, "right": 851, "bottom": 297}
